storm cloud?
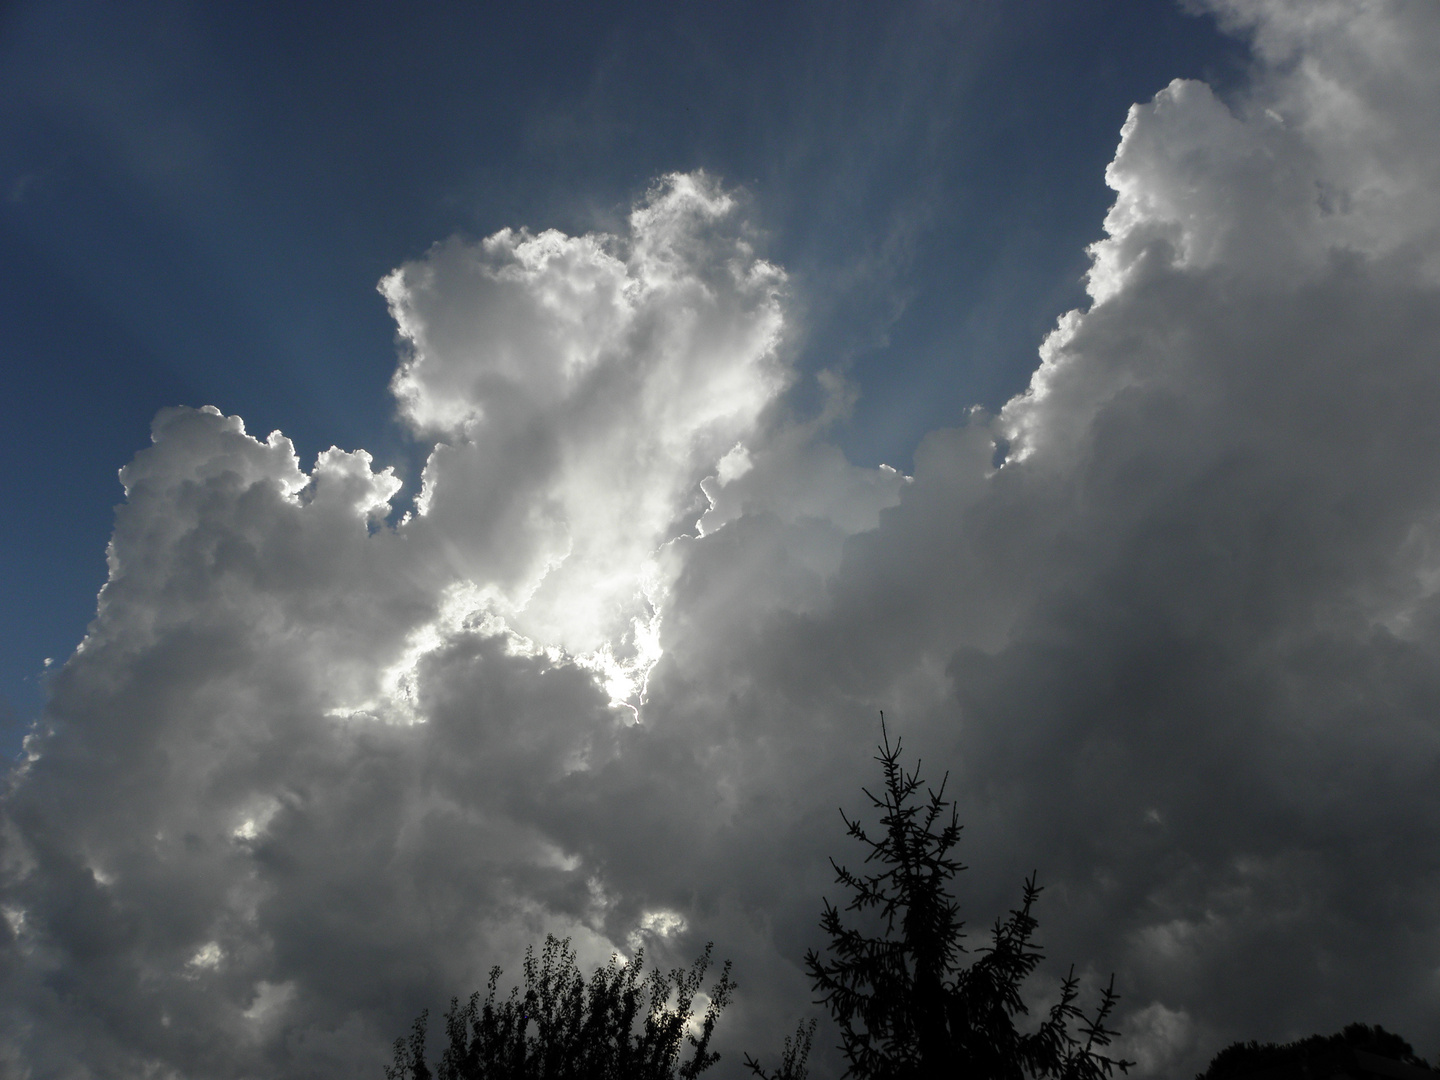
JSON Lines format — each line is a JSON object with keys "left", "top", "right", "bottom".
{"left": 5, "top": 2, "right": 1440, "bottom": 1077}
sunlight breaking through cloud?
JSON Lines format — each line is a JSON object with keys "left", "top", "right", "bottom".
{"left": 7, "top": 5, "right": 1440, "bottom": 1076}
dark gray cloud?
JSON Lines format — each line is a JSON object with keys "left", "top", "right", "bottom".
{"left": 6, "top": 3, "right": 1440, "bottom": 1077}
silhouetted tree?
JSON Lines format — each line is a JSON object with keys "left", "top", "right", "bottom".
{"left": 1198, "top": 1022, "right": 1435, "bottom": 1079}
{"left": 385, "top": 935, "right": 733, "bottom": 1080}
{"left": 792, "top": 718, "right": 1131, "bottom": 1080}
{"left": 744, "top": 1019, "right": 818, "bottom": 1080}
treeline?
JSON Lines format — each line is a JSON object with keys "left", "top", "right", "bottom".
{"left": 385, "top": 724, "right": 1432, "bottom": 1080}
{"left": 1196, "top": 1024, "right": 1436, "bottom": 1080}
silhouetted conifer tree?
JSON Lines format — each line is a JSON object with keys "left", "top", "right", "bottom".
{"left": 793, "top": 718, "right": 1131, "bottom": 1080}
{"left": 385, "top": 935, "right": 733, "bottom": 1080}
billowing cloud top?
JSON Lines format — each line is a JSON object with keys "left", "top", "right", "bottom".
{"left": 6, "top": 4, "right": 1440, "bottom": 1077}
{"left": 380, "top": 173, "right": 789, "bottom": 703}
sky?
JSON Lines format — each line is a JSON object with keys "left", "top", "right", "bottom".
{"left": 4, "top": 1, "right": 1440, "bottom": 1078}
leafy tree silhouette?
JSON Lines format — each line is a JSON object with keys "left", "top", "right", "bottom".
{"left": 1197, "top": 1022, "right": 1436, "bottom": 1079}
{"left": 752, "top": 718, "right": 1131, "bottom": 1080}
{"left": 385, "top": 934, "right": 733, "bottom": 1080}
{"left": 745, "top": 1018, "right": 819, "bottom": 1080}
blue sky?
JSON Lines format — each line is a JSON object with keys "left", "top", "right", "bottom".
{"left": 0, "top": 1, "right": 1241, "bottom": 747}
{"left": 9, "top": 3, "right": 1440, "bottom": 1078}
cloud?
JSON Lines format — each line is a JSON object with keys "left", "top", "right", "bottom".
{"left": 381, "top": 173, "right": 789, "bottom": 704}
{"left": 0, "top": 175, "right": 805, "bottom": 1077}
{"left": 6, "top": 4, "right": 1440, "bottom": 1077}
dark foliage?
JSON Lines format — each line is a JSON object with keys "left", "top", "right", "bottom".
{"left": 1198, "top": 1022, "right": 1435, "bottom": 1079}
{"left": 385, "top": 935, "right": 734, "bottom": 1080}
{"left": 744, "top": 1019, "right": 819, "bottom": 1080}
{"left": 800, "top": 718, "right": 1131, "bottom": 1080}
